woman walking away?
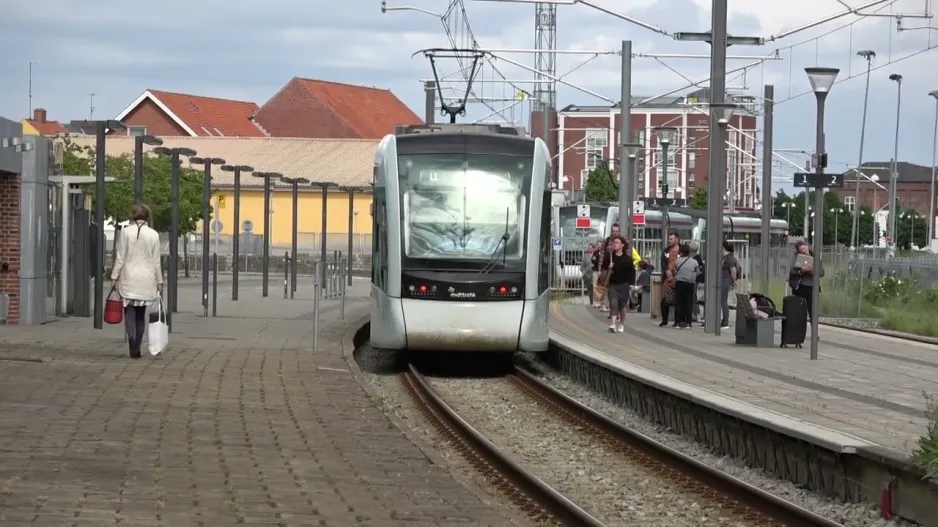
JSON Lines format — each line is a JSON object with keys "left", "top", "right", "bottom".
{"left": 673, "top": 244, "right": 700, "bottom": 329}
{"left": 788, "top": 240, "right": 823, "bottom": 321}
{"left": 111, "top": 204, "right": 163, "bottom": 359}
{"left": 604, "top": 235, "right": 636, "bottom": 333}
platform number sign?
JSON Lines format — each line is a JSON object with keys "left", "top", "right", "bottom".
{"left": 793, "top": 172, "right": 844, "bottom": 189}
{"left": 575, "top": 204, "right": 592, "bottom": 229}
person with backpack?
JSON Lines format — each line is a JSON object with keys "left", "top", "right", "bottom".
{"left": 673, "top": 243, "right": 700, "bottom": 329}
{"left": 719, "top": 240, "right": 740, "bottom": 329}
{"left": 601, "top": 235, "right": 636, "bottom": 333}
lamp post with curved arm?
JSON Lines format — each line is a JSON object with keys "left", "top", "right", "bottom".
{"left": 888, "top": 73, "right": 903, "bottom": 248}
{"left": 850, "top": 50, "right": 875, "bottom": 249}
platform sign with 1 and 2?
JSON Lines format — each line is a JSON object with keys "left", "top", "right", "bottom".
{"left": 575, "top": 204, "right": 591, "bottom": 229}
{"left": 632, "top": 200, "right": 646, "bottom": 226}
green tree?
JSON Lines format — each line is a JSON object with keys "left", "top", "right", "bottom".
{"left": 689, "top": 188, "right": 707, "bottom": 210}
{"left": 896, "top": 209, "right": 928, "bottom": 250}
{"left": 583, "top": 162, "right": 617, "bottom": 202}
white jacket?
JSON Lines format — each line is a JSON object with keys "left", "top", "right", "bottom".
{"left": 111, "top": 221, "right": 163, "bottom": 301}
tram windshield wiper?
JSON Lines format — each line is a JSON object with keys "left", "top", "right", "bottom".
{"left": 481, "top": 208, "right": 511, "bottom": 273}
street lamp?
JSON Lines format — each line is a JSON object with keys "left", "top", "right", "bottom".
{"left": 850, "top": 50, "right": 876, "bottom": 249}
{"left": 281, "top": 176, "right": 310, "bottom": 297}
{"left": 621, "top": 142, "right": 642, "bottom": 241}
{"left": 888, "top": 73, "right": 903, "bottom": 248}
{"left": 253, "top": 171, "right": 283, "bottom": 297}
{"left": 133, "top": 134, "right": 162, "bottom": 203}
{"left": 928, "top": 90, "right": 938, "bottom": 244}
{"left": 781, "top": 201, "right": 794, "bottom": 226}
{"left": 804, "top": 65, "right": 839, "bottom": 360}
{"left": 703, "top": 102, "right": 738, "bottom": 336}
{"left": 310, "top": 181, "right": 337, "bottom": 291}
{"left": 339, "top": 186, "right": 367, "bottom": 286}
{"left": 902, "top": 212, "right": 918, "bottom": 249}
{"left": 219, "top": 164, "right": 254, "bottom": 301}
{"left": 830, "top": 208, "right": 844, "bottom": 246}
{"left": 654, "top": 127, "right": 676, "bottom": 254}
{"left": 153, "top": 145, "right": 197, "bottom": 323}
{"left": 190, "top": 156, "right": 226, "bottom": 317}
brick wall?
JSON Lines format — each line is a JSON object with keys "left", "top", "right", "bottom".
{"left": 0, "top": 175, "right": 20, "bottom": 324}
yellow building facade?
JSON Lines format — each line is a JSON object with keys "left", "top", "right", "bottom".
{"left": 210, "top": 188, "right": 373, "bottom": 245}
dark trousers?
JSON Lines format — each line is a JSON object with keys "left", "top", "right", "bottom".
{"left": 794, "top": 284, "right": 814, "bottom": 321}
{"left": 124, "top": 305, "right": 147, "bottom": 356}
{"left": 675, "top": 281, "right": 696, "bottom": 326}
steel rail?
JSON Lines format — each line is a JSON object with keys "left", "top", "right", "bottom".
{"left": 402, "top": 364, "right": 604, "bottom": 526}
{"left": 511, "top": 367, "right": 846, "bottom": 527}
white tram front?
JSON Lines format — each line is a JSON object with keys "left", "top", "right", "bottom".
{"left": 370, "top": 124, "right": 551, "bottom": 353}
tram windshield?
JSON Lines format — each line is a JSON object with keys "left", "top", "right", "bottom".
{"left": 399, "top": 153, "right": 531, "bottom": 271}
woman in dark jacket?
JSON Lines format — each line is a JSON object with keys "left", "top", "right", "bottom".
{"left": 788, "top": 240, "right": 824, "bottom": 321}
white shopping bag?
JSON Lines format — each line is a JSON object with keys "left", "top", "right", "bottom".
{"left": 147, "top": 296, "right": 169, "bottom": 356}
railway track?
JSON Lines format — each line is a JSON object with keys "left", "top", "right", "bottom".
{"left": 403, "top": 362, "right": 845, "bottom": 527}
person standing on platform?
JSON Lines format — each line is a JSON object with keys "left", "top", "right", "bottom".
{"left": 658, "top": 231, "right": 681, "bottom": 327}
{"left": 789, "top": 240, "right": 823, "bottom": 322}
{"left": 581, "top": 243, "right": 596, "bottom": 306}
{"left": 719, "top": 240, "right": 740, "bottom": 329}
{"left": 688, "top": 242, "right": 705, "bottom": 325}
{"left": 110, "top": 204, "right": 163, "bottom": 359}
{"left": 603, "top": 235, "right": 636, "bottom": 333}
{"left": 597, "top": 238, "right": 613, "bottom": 313}
{"left": 673, "top": 243, "right": 700, "bottom": 329}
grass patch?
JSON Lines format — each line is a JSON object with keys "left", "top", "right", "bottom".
{"left": 910, "top": 394, "right": 938, "bottom": 480}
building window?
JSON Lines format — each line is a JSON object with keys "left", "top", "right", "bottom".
{"left": 687, "top": 173, "right": 696, "bottom": 188}
{"left": 586, "top": 149, "right": 603, "bottom": 170}
{"left": 586, "top": 128, "right": 607, "bottom": 148}
{"left": 580, "top": 169, "right": 590, "bottom": 189}
{"left": 128, "top": 126, "right": 147, "bottom": 136}
{"left": 844, "top": 196, "right": 856, "bottom": 211}
{"left": 688, "top": 152, "right": 695, "bottom": 169}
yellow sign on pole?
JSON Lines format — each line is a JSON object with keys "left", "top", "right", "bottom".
{"left": 217, "top": 195, "right": 226, "bottom": 209}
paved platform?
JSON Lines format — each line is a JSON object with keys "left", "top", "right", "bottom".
{"left": 0, "top": 280, "right": 512, "bottom": 526}
{"left": 550, "top": 302, "right": 938, "bottom": 458}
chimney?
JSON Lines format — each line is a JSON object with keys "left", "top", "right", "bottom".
{"left": 33, "top": 108, "right": 47, "bottom": 122}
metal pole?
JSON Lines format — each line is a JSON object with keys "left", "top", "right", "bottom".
{"left": 810, "top": 94, "right": 827, "bottom": 361}
{"left": 629, "top": 156, "right": 639, "bottom": 205}
{"left": 262, "top": 175, "right": 271, "bottom": 297}
{"left": 850, "top": 59, "right": 873, "bottom": 248}
{"left": 618, "top": 40, "right": 633, "bottom": 241}
{"left": 284, "top": 251, "right": 289, "bottom": 299}
{"left": 803, "top": 161, "right": 811, "bottom": 239}
{"left": 889, "top": 82, "right": 902, "bottom": 245}
{"left": 93, "top": 121, "right": 106, "bottom": 329}
{"left": 704, "top": 0, "right": 729, "bottom": 335}
{"left": 660, "top": 141, "right": 669, "bottom": 250}
{"left": 759, "top": 84, "right": 774, "bottom": 294}
{"left": 313, "top": 261, "right": 321, "bottom": 352}
{"left": 930, "top": 98, "right": 938, "bottom": 244}
{"left": 320, "top": 185, "right": 329, "bottom": 292}
{"left": 291, "top": 182, "right": 298, "bottom": 295}
{"left": 347, "top": 189, "right": 354, "bottom": 286}
{"left": 134, "top": 135, "right": 144, "bottom": 203}
{"left": 340, "top": 259, "right": 346, "bottom": 320}
{"left": 212, "top": 253, "right": 218, "bottom": 317}
{"left": 170, "top": 152, "right": 180, "bottom": 313}
{"left": 425, "top": 80, "right": 436, "bottom": 124}
{"left": 202, "top": 162, "right": 211, "bottom": 317}
{"left": 233, "top": 167, "right": 241, "bottom": 301}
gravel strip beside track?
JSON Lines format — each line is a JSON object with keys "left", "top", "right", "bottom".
{"left": 429, "top": 375, "right": 761, "bottom": 526}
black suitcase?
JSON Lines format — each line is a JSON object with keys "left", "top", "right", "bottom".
{"left": 780, "top": 295, "right": 807, "bottom": 348}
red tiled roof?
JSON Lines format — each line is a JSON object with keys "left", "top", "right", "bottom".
{"left": 148, "top": 90, "right": 266, "bottom": 137}
{"left": 295, "top": 79, "right": 422, "bottom": 138}
{"left": 26, "top": 119, "right": 67, "bottom": 135}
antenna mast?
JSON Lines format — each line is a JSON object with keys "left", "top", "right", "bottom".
{"left": 88, "top": 93, "right": 96, "bottom": 119}
{"left": 533, "top": 3, "right": 557, "bottom": 121}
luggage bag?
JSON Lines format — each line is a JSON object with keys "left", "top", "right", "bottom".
{"left": 780, "top": 295, "right": 808, "bottom": 348}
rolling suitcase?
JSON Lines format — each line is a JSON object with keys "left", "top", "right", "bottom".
{"left": 780, "top": 295, "right": 807, "bottom": 348}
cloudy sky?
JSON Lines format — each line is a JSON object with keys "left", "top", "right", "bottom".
{"left": 2, "top": 0, "right": 938, "bottom": 184}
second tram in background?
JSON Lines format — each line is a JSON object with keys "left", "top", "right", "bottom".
{"left": 369, "top": 124, "right": 552, "bottom": 354}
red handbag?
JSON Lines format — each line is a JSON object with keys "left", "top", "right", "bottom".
{"left": 104, "top": 285, "right": 123, "bottom": 324}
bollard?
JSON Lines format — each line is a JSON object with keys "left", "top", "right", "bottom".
{"left": 212, "top": 253, "right": 218, "bottom": 317}
{"left": 312, "top": 261, "right": 321, "bottom": 352}
{"left": 284, "top": 251, "right": 289, "bottom": 300}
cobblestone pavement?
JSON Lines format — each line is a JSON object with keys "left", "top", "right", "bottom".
{"left": 0, "top": 281, "right": 512, "bottom": 526}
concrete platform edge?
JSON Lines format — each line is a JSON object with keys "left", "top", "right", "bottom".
{"left": 548, "top": 331, "right": 938, "bottom": 525}
{"left": 550, "top": 330, "right": 873, "bottom": 454}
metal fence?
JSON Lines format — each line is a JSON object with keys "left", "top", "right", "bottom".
{"left": 155, "top": 232, "right": 373, "bottom": 256}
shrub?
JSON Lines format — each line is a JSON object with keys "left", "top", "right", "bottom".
{"left": 910, "top": 394, "right": 938, "bottom": 480}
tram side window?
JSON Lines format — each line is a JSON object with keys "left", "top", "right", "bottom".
{"left": 539, "top": 191, "right": 551, "bottom": 293}
{"left": 372, "top": 192, "right": 388, "bottom": 289}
